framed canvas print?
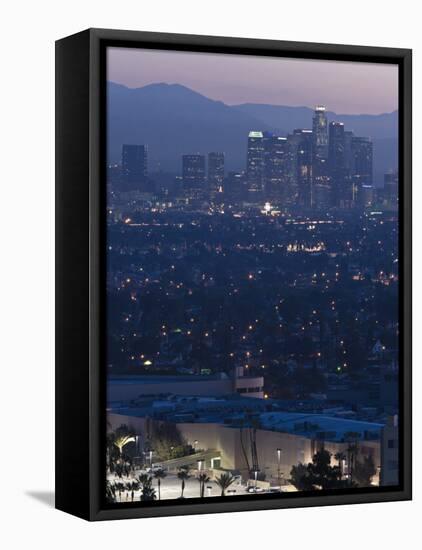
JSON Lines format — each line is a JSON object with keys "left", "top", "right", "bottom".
{"left": 55, "top": 28, "right": 412, "bottom": 521}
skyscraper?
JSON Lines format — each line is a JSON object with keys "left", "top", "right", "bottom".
{"left": 312, "top": 106, "right": 329, "bottom": 168}
{"left": 208, "top": 152, "right": 225, "bottom": 196}
{"left": 293, "top": 129, "right": 313, "bottom": 208}
{"left": 182, "top": 154, "right": 206, "bottom": 198}
{"left": 247, "top": 131, "right": 265, "bottom": 195}
{"left": 121, "top": 144, "right": 148, "bottom": 191}
{"left": 263, "top": 134, "right": 289, "bottom": 202}
{"left": 352, "top": 137, "right": 373, "bottom": 184}
{"left": 384, "top": 171, "right": 398, "bottom": 209}
{"left": 352, "top": 136, "right": 373, "bottom": 207}
{"left": 328, "top": 122, "right": 346, "bottom": 207}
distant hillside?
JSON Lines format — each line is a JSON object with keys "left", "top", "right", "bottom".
{"left": 107, "top": 82, "right": 398, "bottom": 183}
{"left": 107, "top": 82, "right": 273, "bottom": 172}
{"left": 233, "top": 103, "right": 398, "bottom": 139}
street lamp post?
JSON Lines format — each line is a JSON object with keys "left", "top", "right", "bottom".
{"left": 144, "top": 449, "right": 153, "bottom": 469}
{"left": 277, "top": 448, "right": 282, "bottom": 490}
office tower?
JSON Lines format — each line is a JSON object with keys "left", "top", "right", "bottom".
{"left": 182, "top": 154, "right": 206, "bottom": 198}
{"left": 263, "top": 133, "right": 289, "bottom": 203}
{"left": 208, "top": 152, "right": 225, "bottom": 196}
{"left": 312, "top": 105, "right": 329, "bottom": 169}
{"left": 290, "top": 129, "right": 313, "bottom": 208}
{"left": 247, "top": 131, "right": 265, "bottom": 195}
{"left": 384, "top": 171, "right": 399, "bottom": 209}
{"left": 226, "top": 171, "right": 244, "bottom": 201}
{"left": 351, "top": 136, "right": 373, "bottom": 207}
{"left": 351, "top": 136, "right": 373, "bottom": 184}
{"left": 341, "top": 130, "right": 355, "bottom": 207}
{"left": 312, "top": 106, "right": 330, "bottom": 209}
{"left": 358, "top": 185, "right": 374, "bottom": 209}
{"left": 328, "top": 122, "right": 346, "bottom": 207}
{"left": 121, "top": 144, "right": 148, "bottom": 191}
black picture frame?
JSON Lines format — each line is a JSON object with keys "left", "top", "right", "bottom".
{"left": 55, "top": 28, "right": 412, "bottom": 521}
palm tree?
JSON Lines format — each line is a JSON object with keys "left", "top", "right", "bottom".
{"left": 334, "top": 452, "right": 346, "bottom": 478}
{"left": 106, "top": 480, "right": 116, "bottom": 503}
{"left": 126, "top": 480, "right": 139, "bottom": 502}
{"left": 197, "top": 473, "right": 211, "bottom": 498}
{"left": 154, "top": 468, "right": 167, "bottom": 500}
{"left": 114, "top": 481, "right": 125, "bottom": 502}
{"left": 140, "top": 476, "right": 156, "bottom": 501}
{"left": 114, "top": 435, "right": 136, "bottom": 457}
{"left": 344, "top": 434, "right": 360, "bottom": 483}
{"left": 177, "top": 468, "right": 191, "bottom": 498}
{"left": 215, "top": 473, "right": 236, "bottom": 496}
{"left": 136, "top": 473, "right": 157, "bottom": 501}
{"left": 136, "top": 473, "right": 150, "bottom": 487}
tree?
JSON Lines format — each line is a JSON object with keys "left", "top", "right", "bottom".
{"left": 106, "top": 480, "right": 116, "bottom": 503}
{"left": 307, "top": 449, "right": 343, "bottom": 490}
{"left": 154, "top": 468, "right": 167, "bottom": 500}
{"left": 354, "top": 455, "right": 377, "bottom": 487}
{"left": 215, "top": 473, "right": 236, "bottom": 496}
{"left": 150, "top": 421, "right": 194, "bottom": 461}
{"left": 114, "top": 481, "right": 125, "bottom": 502}
{"left": 126, "top": 480, "right": 139, "bottom": 502}
{"left": 114, "top": 435, "right": 136, "bottom": 457}
{"left": 334, "top": 452, "right": 347, "bottom": 478}
{"left": 344, "top": 433, "right": 360, "bottom": 483}
{"left": 108, "top": 425, "right": 137, "bottom": 469}
{"left": 137, "top": 474, "right": 156, "bottom": 501}
{"left": 197, "top": 473, "right": 211, "bottom": 498}
{"left": 290, "top": 449, "right": 346, "bottom": 491}
{"left": 290, "top": 463, "right": 313, "bottom": 491}
{"left": 177, "top": 468, "right": 191, "bottom": 498}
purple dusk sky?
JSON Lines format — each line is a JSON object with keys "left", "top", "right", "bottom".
{"left": 107, "top": 47, "right": 398, "bottom": 115}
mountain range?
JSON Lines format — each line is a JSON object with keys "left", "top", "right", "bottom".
{"left": 107, "top": 81, "right": 398, "bottom": 185}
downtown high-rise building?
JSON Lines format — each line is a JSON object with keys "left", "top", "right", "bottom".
{"left": 312, "top": 106, "right": 329, "bottom": 171}
{"left": 328, "top": 122, "right": 346, "bottom": 207}
{"left": 208, "top": 152, "right": 225, "bottom": 196}
{"left": 351, "top": 136, "right": 373, "bottom": 207}
{"left": 182, "top": 154, "right": 206, "bottom": 198}
{"left": 247, "top": 131, "right": 265, "bottom": 194}
{"left": 290, "top": 129, "right": 313, "bottom": 208}
{"left": 383, "top": 171, "right": 398, "bottom": 209}
{"left": 121, "top": 144, "right": 148, "bottom": 191}
{"left": 263, "top": 134, "right": 289, "bottom": 202}
{"left": 351, "top": 136, "right": 373, "bottom": 185}
{"left": 311, "top": 106, "right": 330, "bottom": 208}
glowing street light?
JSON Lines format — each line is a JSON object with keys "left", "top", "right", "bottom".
{"left": 277, "top": 448, "right": 283, "bottom": 489}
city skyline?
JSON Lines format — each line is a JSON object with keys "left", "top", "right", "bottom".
{"left": 105, "top": 47, "right": 400, "bottom": 504}
{"left": 107, "top": 47, "right": 398, "bottom": 115}
{"left": 115, "top": 104, "right": 383, "bottom": 211}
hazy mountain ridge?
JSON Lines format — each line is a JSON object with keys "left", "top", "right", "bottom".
{"left": 233, "top": 103, "right": 398, "bottom": 139}
{"left": 107, "top": 82, "right": 398, "bottom": 182}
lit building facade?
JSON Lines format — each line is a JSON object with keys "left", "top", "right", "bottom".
{"left": 247, "top": 131, "right": 265, "bottom": 195}
{"left": 208, "top": 152, "right": 225, "bottom": 196}
{"left": 121, "top": 144, "right": 148, "bottom": 191}
{"left": 182, "top": 154, "right": 206, "bottom": 198}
